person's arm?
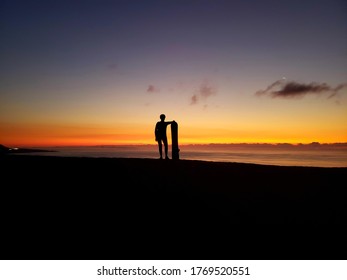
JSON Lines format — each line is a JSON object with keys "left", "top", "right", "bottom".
{"left": 154, "top": 123, "right": 159, "bottom": 141}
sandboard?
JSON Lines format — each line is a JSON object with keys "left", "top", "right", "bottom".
{"left": 171, "top": 121, "right": 180, "bottom": 160}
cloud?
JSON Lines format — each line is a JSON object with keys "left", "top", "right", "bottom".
{"left": 146, "top": 84, "right": 160, "bottom": 93}
{"left": 104, "top": 63, "right": 127, "bottom": 76}
{"left": 190, "top": 81, "right": 217, "bottom": 105}
{"left": 190, "top": 94, "right": 199, "bottom": 105}
{"left": 255, "top": 80, "right": 347, "bottom": 99}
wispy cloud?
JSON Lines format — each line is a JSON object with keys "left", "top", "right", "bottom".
{"left": 146, "top": 84, "right": 160, "bottom": 93}
{"left": 255, "top": 79, "right": 347, "bottom": 99}
{"left": 190, "top": 94, "right": 199, "bottom": 105}
{"left": 190, "top": 81, "right": 217, "bottom": 105}
{"left": 104, "top": 63, "right": 128, "bottom": 76}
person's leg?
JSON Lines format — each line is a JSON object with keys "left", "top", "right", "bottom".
{"left": 163, "top": 138, "right": 169, "bottom": 159}
{"left": 158, "top": 141, "right": 163, "bottom": 159}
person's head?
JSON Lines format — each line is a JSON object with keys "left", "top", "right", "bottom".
{"left": 160, "top": 114, "right": 166, "bottom": 121}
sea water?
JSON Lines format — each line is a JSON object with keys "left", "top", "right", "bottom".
{"left": 16, "top": 144, "right": 347, "bottom": 168}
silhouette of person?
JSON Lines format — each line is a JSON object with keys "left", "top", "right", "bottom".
{"left": 155, "top": 114, "right": 174, "bottom": 159}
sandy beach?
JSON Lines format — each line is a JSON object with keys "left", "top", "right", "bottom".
{"left": 2, "top": 154, "right": 347, "bottom": 260}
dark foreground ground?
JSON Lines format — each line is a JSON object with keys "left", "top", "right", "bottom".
{"left": 1, "top": 155, "right": 347, "bottom": 260}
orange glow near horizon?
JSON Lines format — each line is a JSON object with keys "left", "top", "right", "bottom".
{"left": 2, "top": 120, "right": 346, "bottom": 148}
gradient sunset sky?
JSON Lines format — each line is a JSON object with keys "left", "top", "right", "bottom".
{"left": 1, "top": 0, "right": 346, "bottom": 147}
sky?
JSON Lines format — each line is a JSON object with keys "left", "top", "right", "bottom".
{"left": 1, "top": 0, "right": 347, "bottom": 147}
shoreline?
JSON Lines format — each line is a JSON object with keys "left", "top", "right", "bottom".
{"left": 5, "top": 151, "right": 347, "bottom": 168}
{"left": 5, "top": 152, "right": 347, "bottom": 167}
{"left": 2, "top": 143, "right": 347, "bottom": 168}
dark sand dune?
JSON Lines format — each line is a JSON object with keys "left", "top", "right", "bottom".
{"left": 2, "top": 155, "right": 346, "bottom": 260}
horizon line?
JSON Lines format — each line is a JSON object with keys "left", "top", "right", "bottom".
{"left": 4, "top": 142, "right": 347, "bottom": 148}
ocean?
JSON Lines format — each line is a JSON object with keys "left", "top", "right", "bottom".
{"left": 16, "top": 144, "right": 347, "bottom": 168}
